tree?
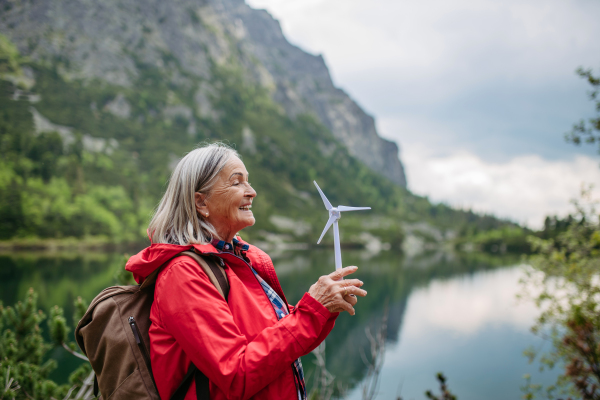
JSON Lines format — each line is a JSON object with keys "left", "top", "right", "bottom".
{"left": 565, "top": 68, "right": 600, "bottom": 151}
{"left": 0, "top": 289, "right": 92, "bottom": 400}
{"left": 521, "top": 189, "right": 600, "bottom": 400}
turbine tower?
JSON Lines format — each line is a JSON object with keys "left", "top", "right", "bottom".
{"left": 314, "top": 181, "right": 371, "bottom": 271}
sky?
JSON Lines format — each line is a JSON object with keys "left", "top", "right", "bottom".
{"left": 245, "top": 0, "right": 600, "bottom": 228}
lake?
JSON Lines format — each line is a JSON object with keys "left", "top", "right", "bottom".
{"left": 0, "top": 248, "right": 559, "bottom": 399}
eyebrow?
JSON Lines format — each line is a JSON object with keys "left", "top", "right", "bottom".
{"left": 229, "top": 172, "right": 247, "bottom": 180}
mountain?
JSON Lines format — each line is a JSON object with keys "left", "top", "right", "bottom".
{"left": 0, "top": 0, "right": 522, "bottom": 252}
{"left": 0, "top": 0, "right": 406, "bottom": 187}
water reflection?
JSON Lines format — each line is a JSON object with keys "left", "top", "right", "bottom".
{"left": 346, "top": 267, "right": 558, "bottom": 400}
{"left": 0, "top": 249, "right": 554, "bottom": 398}
{"left": 271, "top": 249, "right": 528, "bottom": 395}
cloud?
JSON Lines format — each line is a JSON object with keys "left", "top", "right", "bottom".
{"left": 400, "top": 144, "right": 600, "bottom": 228}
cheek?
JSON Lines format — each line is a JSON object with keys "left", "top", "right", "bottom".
{"left": 212, "top": 190, "right": 242, "bottom": 220}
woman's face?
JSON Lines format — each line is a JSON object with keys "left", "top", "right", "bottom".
{"left": 196, "top": 156, "right": 257, "bottom": 241}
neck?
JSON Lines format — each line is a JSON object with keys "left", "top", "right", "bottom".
{"left": 215, "top": 228, "right": 235, "bottom": 244}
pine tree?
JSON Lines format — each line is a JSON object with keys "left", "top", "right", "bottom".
{"left": 0, "top": 288, "right": 92, "bottom": 400}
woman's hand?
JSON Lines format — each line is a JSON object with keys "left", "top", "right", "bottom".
{"left": 308, "top": 266, "right": 367, "bottom": 315}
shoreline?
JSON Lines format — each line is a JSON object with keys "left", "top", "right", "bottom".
{"left": 0, "top": 237, "right": 147, "bottom": 253}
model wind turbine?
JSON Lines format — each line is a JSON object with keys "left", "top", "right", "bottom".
{"left": 314, "top": 181, "right": 371, "bottom": 272}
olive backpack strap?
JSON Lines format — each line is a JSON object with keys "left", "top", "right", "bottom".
{"left": 169, "top": 251, "right": 229, "bottom": 400}
{"left": 178, "top": 250, "right": 229, "bottom": 301}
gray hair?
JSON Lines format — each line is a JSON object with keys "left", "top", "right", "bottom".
{"left": 148, "top": 142, "right": 240, "bottom": 245}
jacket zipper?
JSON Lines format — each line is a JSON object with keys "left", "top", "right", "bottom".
{"left": 128, "top": 316, "right": 156, "bottom": 386}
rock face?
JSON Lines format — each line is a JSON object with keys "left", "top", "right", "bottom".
{"left": 0, "top": 0, "right": 406, "bottom": 187}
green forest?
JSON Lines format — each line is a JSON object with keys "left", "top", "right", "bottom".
{"left": 0, "top": 33, "right": 527, "bottom": 253}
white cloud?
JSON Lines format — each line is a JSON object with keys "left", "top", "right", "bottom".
{"left": 401, "top": 145, "right": 600, "bottom": 228}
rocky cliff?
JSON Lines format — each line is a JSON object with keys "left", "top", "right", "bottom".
{"left": 0, "top": 0, "right": 406, "bottom": 186}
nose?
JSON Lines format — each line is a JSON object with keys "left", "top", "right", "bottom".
{"left": 246, "top": 184, "right": 257, "bottom": 198}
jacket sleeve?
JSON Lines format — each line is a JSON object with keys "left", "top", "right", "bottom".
{"left": 288, "top": 301, "right": 339, "bottom": 355}
{"left": 302, "top": 311, "right": 339, "bottom": 355}
{"left": 154, "top": 258, "right": 334, "bottom": 400}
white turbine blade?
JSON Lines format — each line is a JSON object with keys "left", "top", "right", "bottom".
{"left": 338, "top": 206, "right": 371, "bottom": 212}
{"left": 313, "top": 181, "right": 332, "bottom": 210}
{"left": 317, "top": 214, "right": 337, "bottom": 244}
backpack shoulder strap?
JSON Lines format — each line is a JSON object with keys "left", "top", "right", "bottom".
{"left": 168, "top": 251, "right": 227, "bottom": 400}
{"left": 170, "top": 364, "right": 209, "bottom": 400}
{"left": 179, "top": 250, "right": 229, "bottom": 301}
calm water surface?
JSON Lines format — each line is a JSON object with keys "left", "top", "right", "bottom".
{"left": 345, "top": 266, "right": 557, "bottom": 400}
{"left": 0, "top": 249, "right": 558, "bottom": 399}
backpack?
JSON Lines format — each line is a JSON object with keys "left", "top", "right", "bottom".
{"left": 75, "top": 250, "right": 229, "bottom": 400}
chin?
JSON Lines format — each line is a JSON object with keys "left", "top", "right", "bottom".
{"left": 237, "top": 218, "right": 255, "bottom": 232}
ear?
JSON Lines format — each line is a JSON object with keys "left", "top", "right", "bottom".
{"left": 195, "top": 192, "right": 209, "bottom": 217}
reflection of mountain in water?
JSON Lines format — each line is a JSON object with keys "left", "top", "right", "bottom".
{"left": 274, "top": 250, "right": 517, "bottom": 392}
{"left": 0, "top": 249, "right": 517, "bottom": 388}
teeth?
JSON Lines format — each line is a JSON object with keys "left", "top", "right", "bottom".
{"left": 239, "top": 205, "right": 252, "bottom": 211}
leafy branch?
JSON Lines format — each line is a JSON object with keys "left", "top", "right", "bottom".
{"left": 565, "top": 68, "right": 600, "bottom": 150}
{"left": 521, "top": 188, "right": 600, "bottom": 400}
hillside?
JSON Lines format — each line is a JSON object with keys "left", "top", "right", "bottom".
{"left": 0, "top": 0, "right": 406, "bottom": 186}
{"left": 0, "top": 0, "right": 522, "bottom": 252}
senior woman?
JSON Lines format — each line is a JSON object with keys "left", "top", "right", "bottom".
{"left": 125, "top": 143, "right": 367, "bottom": 400}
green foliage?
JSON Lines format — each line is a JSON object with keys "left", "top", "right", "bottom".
{"left": 396, "top": 373, "right": 458, "bottom": 400}
{"left": 456, "top": 225, "right": 531, "bottom": 253}
{"left": 455, "top": 213, "right": 580, "bottom": 255}
{"left": 0, "top": 70, "right": 153, "bottom": 242}
{"left": 73, "top": 297, "right": 88, "bottom": 325}
{"left": 539, "top": 215, "right": 577, "bottom": 240}
{"left": 521, "top": 190, "right": 600, "bottom": 399}
{"left": 1, "top": 366, "right": 21, "bottom": 400}
{"left": 565, "top": 68, "right": 600, "bottom": 151}
{"left": 0, "top": 34, "right": 22, "bottom": 76}
{"left": 48, "top": 306, "right": 68, "bottom": 346}
{"left": 424, "top": 373, "right": 457, "bottom": 400}
{"left": 0, "top": 288, "right": 89, "bottom": 400}
{"left": 114, "top": 254, "right": 136, "bottom": 285}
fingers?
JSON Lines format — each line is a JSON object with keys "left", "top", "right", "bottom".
{"left": 336, "top": 281, "right": 363, "bottom": 299}
{"left": 316, "top": 266, "right": 365, "bottom": 316}
{"left": 344, "top": 294, "right": 358, "bottom": 306}
{"left": 339, "top": 278, "right": 363, "bottom": 288}
{"left": 342, "top": 286, "right": 367, "bottom": 297}
{"left": 330, "top": 266, "right": 358, "bottom": 280}
{"left": 338, "top": 299, "right": 356, "bottom": 316}
{"left": 336, "top": 287, "right": 365, "bottom": 316}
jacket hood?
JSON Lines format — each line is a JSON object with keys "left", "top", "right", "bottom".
{"left": 126, "top": 242, "right": 216, "bottom": 283}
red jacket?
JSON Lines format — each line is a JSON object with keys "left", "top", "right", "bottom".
{"left": 126, "top": 238, "right": 338, "bottom": 400}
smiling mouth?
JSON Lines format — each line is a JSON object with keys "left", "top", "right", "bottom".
{"left": 239, "top": 205, "right": 252, "bottom": 211}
